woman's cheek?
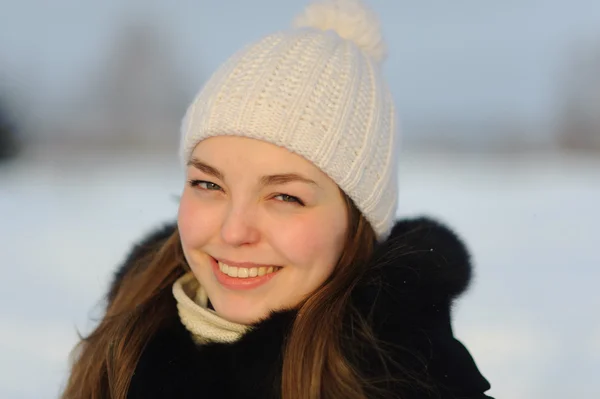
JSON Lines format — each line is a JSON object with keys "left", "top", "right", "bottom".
{"left": 177, "top": 193, "right": 195, "bottom": 232}
{"left": 292, "top": 209, "right": 346, "bottom": 266}
{"left": 275, "top": 216, "right": 331, "bottom": 263}
{"left": 178, "top": 191, "right": 214, "bottom": 243}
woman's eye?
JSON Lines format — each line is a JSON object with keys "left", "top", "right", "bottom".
{"left": 189, "top": 180, "right": 222, "bottom": 191}
{"left": 274, "top": 194, "right": 304, "bottom": 206}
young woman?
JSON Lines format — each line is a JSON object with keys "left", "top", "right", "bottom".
{"left": 62, "top": 1, "right": 493, "bottom": 398}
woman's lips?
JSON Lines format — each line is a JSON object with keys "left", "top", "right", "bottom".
{"left": 210, "top": 256, "right": 281, "bottom": 290}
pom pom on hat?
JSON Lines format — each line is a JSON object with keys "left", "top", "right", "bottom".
{"left": 293, "top": 0, "right": 387, "bottom": 63}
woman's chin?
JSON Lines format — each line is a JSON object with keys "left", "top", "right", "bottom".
{"left": 212, "top": 301, "right": 272, "bottom": 325}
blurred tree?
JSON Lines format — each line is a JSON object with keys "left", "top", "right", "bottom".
{"left": 559, "top": 41, "right": 600, "bottom": 152}
{"left": 57, "top": 16, "right": 188, "bottom": 152}
{"left": 99, "top": 21, "right": 186, "bottom": 147}
{"left": 0, "top": 95, "right": 20, "bottom": 162}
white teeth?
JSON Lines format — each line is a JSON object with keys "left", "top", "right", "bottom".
{"left": 218, "top": 260, "right": 279, "bottom": 278}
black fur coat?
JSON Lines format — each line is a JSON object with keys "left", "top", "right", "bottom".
{"left": 109, "top": 217, "right": 493, "bottom": 398}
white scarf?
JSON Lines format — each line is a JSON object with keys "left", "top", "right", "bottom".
{"left": 172, "top": 273, "right": 250, "bottom": 345}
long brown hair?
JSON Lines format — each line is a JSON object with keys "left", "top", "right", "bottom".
{"left": 62, "top": 193, "right": 389, "bottom": 399}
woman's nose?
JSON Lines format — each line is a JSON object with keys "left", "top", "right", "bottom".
{"left": 220, "top": 204, "right": 260, "bottom": 247}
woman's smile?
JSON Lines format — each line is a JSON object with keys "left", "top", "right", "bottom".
{"left": 210, "top": 255, "right": 283, "bottom": 291}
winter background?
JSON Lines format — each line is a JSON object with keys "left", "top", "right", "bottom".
{"left": 1, "top": 0, "right": 600, "bottom": 398}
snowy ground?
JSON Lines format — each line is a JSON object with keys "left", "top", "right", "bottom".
{"left": 1, "top": 147, "right": 599, "bottom": 399}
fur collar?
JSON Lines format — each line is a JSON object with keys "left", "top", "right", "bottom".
{"left": 109, "top": 217, "right": 492, "bottom": 399}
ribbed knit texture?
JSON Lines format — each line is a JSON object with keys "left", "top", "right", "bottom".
{"left": 180, "top": 0, "right": 399, "bottom": 240}
{"left": 173, "top": 273, "right": 249, "bottom": 344}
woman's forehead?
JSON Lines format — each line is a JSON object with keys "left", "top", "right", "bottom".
{"left": 193, "top": 136, "right": 321, "bottom": 175}
{"left": 191, "top": 136, "right": 342, "bottom": 193}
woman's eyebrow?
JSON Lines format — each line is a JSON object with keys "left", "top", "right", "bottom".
{"left": 260, "top": 174, "right": 319, "bottom": 188}
{"left": 187, "top": 158, "right": 224, "bottom": 180}
{"left": 188, "top": 157, "right": 319, "bottom": 188}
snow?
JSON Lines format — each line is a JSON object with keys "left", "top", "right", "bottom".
{"left": 1, "top": 148, "right": 598, "bottom": 398}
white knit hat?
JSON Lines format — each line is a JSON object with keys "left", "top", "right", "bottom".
{"left": 180, "top": 0, "right": 398, "bottom": 240}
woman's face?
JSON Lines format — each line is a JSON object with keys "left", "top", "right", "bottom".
{"left": 178, "top": 136, "right": 348, "bottom": 324}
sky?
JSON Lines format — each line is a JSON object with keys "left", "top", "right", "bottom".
{"left": 2, "top": 0, "right": 600, "bottom": 143}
